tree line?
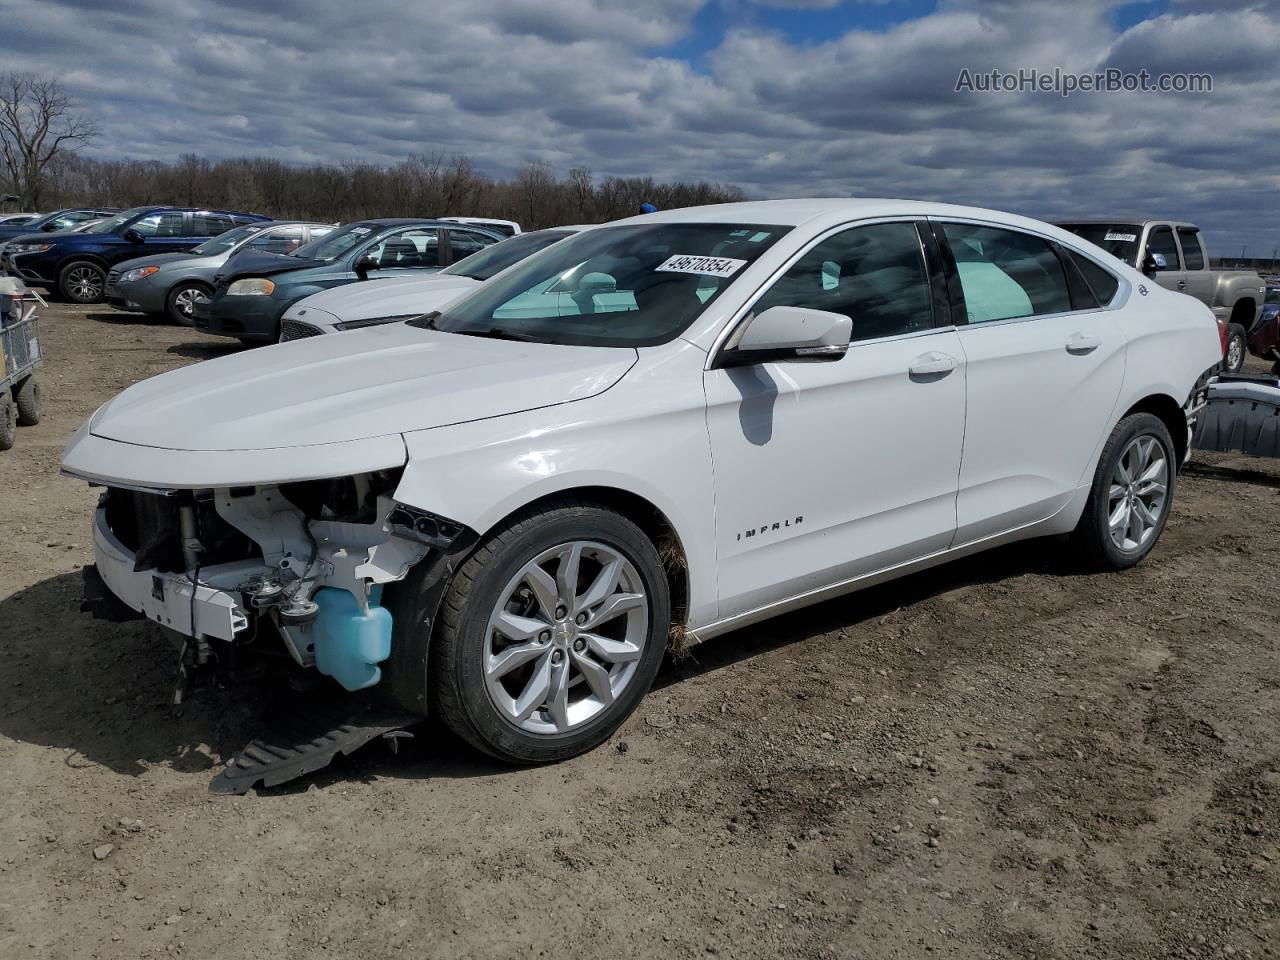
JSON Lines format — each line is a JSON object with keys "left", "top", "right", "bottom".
{"left": 17, "top": 151, "right": 746, "bottom": 228}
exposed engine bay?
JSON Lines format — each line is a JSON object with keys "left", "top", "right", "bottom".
{"left": 84, "top": 469, "right": 464, "bottom": 694}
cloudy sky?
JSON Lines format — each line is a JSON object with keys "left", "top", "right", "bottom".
{"left": 4, "top": 0, "right": 1279, "bottom": 252}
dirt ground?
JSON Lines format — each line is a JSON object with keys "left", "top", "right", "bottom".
{"left": 0, "top": 300, "right": 1277, "bottom": 960}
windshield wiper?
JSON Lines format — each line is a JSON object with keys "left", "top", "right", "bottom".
{"left": 456, "top": 327, "right": 543, "bottom": 343}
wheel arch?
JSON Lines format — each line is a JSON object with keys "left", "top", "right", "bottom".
{"left": 1229, "top": 297, "right": 1256, "bottom": 327}
{"left": 57, "top": 252, "right": 111, "bottom": 274}
{"left": 1121, "top": 392, "right": 1187, "bottom": 465}
{"left": 478, "top": 485, "right": 691, "bottom": 641}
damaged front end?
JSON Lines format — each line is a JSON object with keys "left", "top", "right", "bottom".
{"left": 78, "top": 469, "right": 469, "bottom": 695}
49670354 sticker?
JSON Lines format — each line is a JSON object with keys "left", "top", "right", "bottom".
{"left": 655, "top": 254, "right": 747, "bottom": 278}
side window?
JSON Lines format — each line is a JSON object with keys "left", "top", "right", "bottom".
{"left": 130, "top": 212, "right": 187, "bottom": 237}
{"left": 193, "top": 213, "right": 234, "bottom": 237}
{"left": 1065, "top": 249, "right": 1120, "bottom": 306}
{"left": 1147, "top": 226, "right": 1181, "bottom": 270}
{"left": 1178, "top": 229, "right": 1205, "bottom": 271}
{"left": 448, "top": 229, "right": 498, "bottom": 261}
{"left": 307, "top": 225, "right": 335, "bottom": 242}
{"left": 941, "top": 222, "right": 1072, "bottom": 323}
{"left": 369, "top": 228, "right": 440, "bottom": 268}
{"left": 753, "top": 221, "right": 933, "bottom": 342}
{"left": 249, "top": 225, "right": 306, "bottom": 254}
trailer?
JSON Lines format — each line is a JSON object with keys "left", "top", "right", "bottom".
{"left": 0, "top": 277, "right": 44, "bottom": 450}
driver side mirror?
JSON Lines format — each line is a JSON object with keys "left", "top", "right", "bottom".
{"left": 40, "top": 222, "right": 58, "bottom": 232}
{"left": 354, "top": 252, "right": 379, "bottom": 280}
{"left": 714, "top": 306, "right": 852, "bottom": 369}
{"left": 1142, "top": 250, "right": 1168, "bottom": 276}
{"left": 123, "top": 228, "right": 144, "bottom": 244}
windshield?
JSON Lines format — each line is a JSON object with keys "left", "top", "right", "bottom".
{"left": 442, "top": 229, "right": 575, "bottom": 281}
{"left": 81, "top": 207, "right": 151, "bottom": 235}
{"left": 412, "top": 222, "right": 790, "bottom": 347}
{"left": 291, "top": 222, "right": 377, "bottom": 261}
{"left": 190, "top": 223, "right": 266, "bottom": 256}
{"left": 1057, "top": 223, "right": 1142, "bottom": 266}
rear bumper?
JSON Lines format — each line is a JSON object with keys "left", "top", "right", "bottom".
{"left": 92, "top": 502, "right": 251, "bottom": 641}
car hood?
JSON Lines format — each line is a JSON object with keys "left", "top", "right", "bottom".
{"left": 115, "top": 251, "right": 218, "bottom": 273}
{"left": 220, "top": 249, "right": 326, "bottom": 280}
{"left": 291, "top": 275, "right": 481, "bottom": 322}
{"left": 89, "top": 321, "right": 636, "bottom": 452}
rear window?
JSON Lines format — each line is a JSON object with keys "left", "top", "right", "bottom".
{"left": 1057, "top": 223, "right": 1142, "bottom": 267}
{"left": 1065, "top": 249, "right": 1121, "bottom": 306}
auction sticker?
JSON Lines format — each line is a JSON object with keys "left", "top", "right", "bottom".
{"left": 655, "top": 254, "right": 747, "bottom": 278}
{"left": 1103, "top": 231, "right": 1137, "bottom": 242}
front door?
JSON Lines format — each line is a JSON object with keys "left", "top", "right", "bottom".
{"left": 1146, "top": 224, "right": 1188, "bottom": 296}
{"left": 704, "top": 220, "right": 965, "bottom": 620}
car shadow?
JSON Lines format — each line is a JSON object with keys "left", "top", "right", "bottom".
{"left": 166, "top": 341, "right": 247, "bottom": 361}
{"left": 0, "top": 541, "right": 1081, "bottom": 792}
{"left": 1182, "top": 461, "right": 1280, "bottom": 490}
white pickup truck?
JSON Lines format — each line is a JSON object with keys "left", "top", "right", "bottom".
{"left": 1057, "top": 220, "right": 1264, "bottom": 372}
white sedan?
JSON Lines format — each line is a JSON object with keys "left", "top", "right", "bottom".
{"left": 277, "top": 227, "right": 585, "bottom": 341}
{"left": 63, "top": 199, "right": 1220, "bottom": 767}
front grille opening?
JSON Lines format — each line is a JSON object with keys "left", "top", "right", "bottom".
{"left": 104, "top": 488, "right": 260, "bottom": 573}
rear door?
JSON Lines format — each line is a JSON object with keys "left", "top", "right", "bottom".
{"left": 937, "top": 219, "right": 1126, "bottom": 544}
{"left": 1176, "top": 227, "right": 1214, "bottom": 305}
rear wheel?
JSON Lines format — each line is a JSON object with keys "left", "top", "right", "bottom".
{"left": 58, "top": 261, "right": 106, "bottom": 304}
{"left": 0, "top": 393, "right": 16, "bottom": 451}
{"left": 13, "top": 375, "right": 40, "bottom": 425}
{"left": 1224, "top": 323, "right": 1246, "bottom": 373}
{"left": 414, "top": 501, "right": 670, "bottom": 763}
{"left": 1072, "top": 412, "right": 1176, "bottom": 570}
{"left": 166, "top": 282, "right": 212, "bottom": 325}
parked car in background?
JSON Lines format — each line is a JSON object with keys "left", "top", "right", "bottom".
{"left": 440, "top": 217, "right": 521, "bottom": 237}
{"left": 65, "top": 199, "right": 1221, "bottom": 774}
{"left": 0, "top": 213, "right": 37, "bottom": 226}
{"left": 1057, "top": 219, "right": 1264, "bottom": 372}
{"left": 278, "top": 226, "right": 584, "bottom": 340}
{"left": 106, "top": 221, "right": 335, "bottom": 324}
{"left": 194, "top": 219, "right": 503, "bottom": 343}
{"left": 0, "top": 207, "right": 118, "bottom": 245}
{"left": 2, "top": 207, "right": 270, "bottom": 303}
{"left": 1247, "top": 285, "right": 1280, "bottom": 373}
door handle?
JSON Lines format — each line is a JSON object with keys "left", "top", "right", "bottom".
{"left": 1065, "top": 333, "right": 1101, "bottom": 355}
{"left": 908, "top": 352, "right": 956, "bottom": 381}
{"left": 1176, "top": 280, "right": 1188, "bottom": 290}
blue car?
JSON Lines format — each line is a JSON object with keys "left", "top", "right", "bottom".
{"left": 1, "top": 206, "right": 269, "bottom": 303}
{"left": 0, "top": 207, "right": 118, "bottom": 246}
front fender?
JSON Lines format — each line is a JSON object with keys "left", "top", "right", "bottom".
{"left": 394, "top": 342, "right": 720, "bottom": 628}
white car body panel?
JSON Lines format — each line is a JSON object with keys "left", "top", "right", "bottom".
{"left": 62, "top": 198, "right": 1222, "bottom": 670}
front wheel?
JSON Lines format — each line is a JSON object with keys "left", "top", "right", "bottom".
{"left": 1072, "top": 412, "right": 1176, "bottom": 570}
{"left": 420, "top": 501, "right": 670, "bottom": 763}
{"left": 1224, "top": 323, "right": 1246, "bottom": 373}
{"left": 0, "top": 393, "right": 16, "bottom": 451}
{"left": 166, "top": 282, "right": 212, "bottom": 325}
{"left": 58, "top": 261, "right": 106, "bottom": 304}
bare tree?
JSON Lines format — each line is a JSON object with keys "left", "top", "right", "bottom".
{"left": 0, "top": 72, "right": 98, "bottom": 209}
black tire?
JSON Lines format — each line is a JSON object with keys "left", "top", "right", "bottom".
{"left": 1072, "top": 412, "right": 1176, "bottom": 570}
{"left": 402, "top": 500, "right": 670, "bottom": 764}
{"left": 1225, "top": 323, "right": 1247, "bottom": 373}
{"left": 13, "top": 375, "right": 40, "bottom": 426}
{"left": 165, "top": 281, "right": 212, "bottom": 325}
{"left": 58, "top": 260, "right": 106, "bottom": 304}
{"left": 0, "top": 392, "right": 15, "bottom": 451}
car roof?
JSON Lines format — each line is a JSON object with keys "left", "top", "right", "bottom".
{"left": 608, "top": 198, "right": 1106, "bottom": 240}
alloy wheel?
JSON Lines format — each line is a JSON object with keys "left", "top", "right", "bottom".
{"left": 484, "top": 540, "right": 649, "bottom": 735}
{"left": 67, "top": 266, "right": 102, "bottom": 301}
{"left": 1226, "top": 333, "right": 1244, "bottom": 371}
{"left": 1107, "top": 434, "right": 1168, "bottom": 552}
{"left": 174, "top": 286, "right": 209, "bottom": 318}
